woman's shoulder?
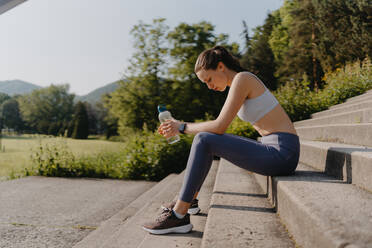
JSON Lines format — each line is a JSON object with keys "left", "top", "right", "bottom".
{"left": 233, "top": 71, "right": 266, "bottom": 97}
{"left": 234, "top": 71, "right": 259, "bottom": 82}
{"left": 234, "top": 71, "right": 263, "bottom": 88}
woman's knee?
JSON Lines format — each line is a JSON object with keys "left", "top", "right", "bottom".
{"left": 193, "top": 132, "right": 217, "bottom": 145}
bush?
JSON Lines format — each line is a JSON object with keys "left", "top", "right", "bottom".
{"left": 273, "top": 79, "right": 322, "bottom": 122}
{"left": 21, "top": 137, "right": 124, "bottom": 179}
{"left": 319, "top": 57, "right": 372, "bottom": 107}
{"left": 25, "top": 131, "right": 193, "bottom": 181}
{"left": 120, "top": 129, "right": 193, "bottom": 181}
{"left": 226, "top": 117, "right": 259, "bottom": 140}
{"left": 274, "top": 57, "right": 372, "bottom": 122}
{"left": 28, "top": 139, "right": 77, "bottom": 177}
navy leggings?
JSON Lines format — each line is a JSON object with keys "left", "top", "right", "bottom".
{"left": 178, "top": 131, "right": 300, "bottom": 203}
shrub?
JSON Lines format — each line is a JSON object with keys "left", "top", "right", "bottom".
{"left": 274, "top": 57, "right": 372, "bottom": 122}
{"left": 28, "top": 139, "right": 77, "bottom": 177}
{"left": 226, "top": 117, "right": 259, "bottom": 140}
{"left": 23, "top": 137, "right": 124, "bottom": 179}
{"left": 273, "top": 79, "right": 322, "bottom": 122}
{"left": 319, "top": 57, "right": 372, "bottom": 107}
{"left": 25, "top": 131, "right": 193, "bottom": 181}
{"left": 120, "top": 129, "right": 193, "bottom": 181}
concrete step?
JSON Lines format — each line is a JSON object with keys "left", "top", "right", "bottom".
{"left": 329, "top": 92, "right": 372, "bottom": 110}
{"left": 101, "top": 161, "right": 219, "bottom": 248}
{"left": 73, "top": 173, "right": 177, "bottom": 248}
{"left": 294, "top": 107, "right": 372, "bottom": 127}
{"left": 201, "top": 159, "right": 295, "bottom": 248}
{"left": 330, "top": 95, "right": 372, "bottom": 110}
{"left": 138, "top": 160, "right": 219, "bottom": 248}
{"left": 328, "top": 90, "right": 372, "bottom": 109}
{"left": 295, "top": 123, "right": 372, "bottom": 147}
{"left": 253, "top": 163, "right": 372, "bottom": 248}
{"left": 345, "top": 90, "right": 372, "bottom": 104}
{"left": 311, "top": 100, "right": 372, "bottom": 118}
{"left": 298, "top": 139, "right": 372, "bottom": 192}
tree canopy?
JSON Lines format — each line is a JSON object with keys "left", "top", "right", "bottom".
{"left": 107, "top": 19, "right": 239, "bottom": 135}
{"left": 17, "top": 84, "right": 74, "bottom": 134}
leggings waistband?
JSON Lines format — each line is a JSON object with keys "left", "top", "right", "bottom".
{"left": 261, "top": 132, "right": 299, "bottom": 145}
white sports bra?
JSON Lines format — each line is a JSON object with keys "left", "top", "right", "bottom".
{"left": 237, "top": 73, "right": 279, "bottom": 125}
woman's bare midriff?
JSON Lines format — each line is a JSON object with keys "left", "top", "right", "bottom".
{"left": 252, "top": 104, "right": 298, "bottom": 137}
{"left": 243, "top": 72, "right": 298, "bottom": 137}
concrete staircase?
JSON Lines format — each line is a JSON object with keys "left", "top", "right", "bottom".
{"left": 72, "top": 89, "right": 372, "bottom": 248}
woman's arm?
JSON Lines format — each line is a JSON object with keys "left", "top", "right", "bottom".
{"left": 158, "top": 119, "right": 220, "bottom": 137}
{"left": 183, "top": 120, "right": 221, "bottom": 135}
{"left": 158, "top": 73, "right": 253, "bottom": 137}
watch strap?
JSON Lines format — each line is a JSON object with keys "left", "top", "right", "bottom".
{"left": 179, "top": 123, "right": 187, "bottom": 134}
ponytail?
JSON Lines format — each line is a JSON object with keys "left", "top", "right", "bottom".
{"left": 194, "top": 46, "right": 246, "bottom": 73}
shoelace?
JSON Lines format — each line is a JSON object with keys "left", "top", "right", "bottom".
{"left": 156, "top": 208, "right": 173, "bottom": 222}
{"left": 160, "top": 206, "right": 172, "bottom": 214}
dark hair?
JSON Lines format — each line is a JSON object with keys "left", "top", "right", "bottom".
{"left": 194, "top": 46, "right": 246, "bottom": 73}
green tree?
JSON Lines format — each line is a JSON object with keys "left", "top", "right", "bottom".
{"left": 270, "top": 0, "right": 371, "bottom": 89}
{"left": 248, "top": 0, "right": 323, "bottom": 89}
{"left": 288, "top": 0, "right": 323, "bottom": 89}
{"left": 166, "top": 21, "right": 239, "bottom": 122}
{"left": 17, "top": 84, "right": 74, "bottom": 134}
{"left": 268, "top": 1, "right": 293, "bottom": 83}
{"left": 0, "top": 98, "right": 24, "bottom": 132}
{"left": 312, "top": 0, "right": 372, "bottom": 71}
{"left": 0, "top": 93, "right": 11, "bottom": 138}
{"left": 0, "top": 93, "right": 11, "bottom": 106}
{"left": 83, "top": 102, "right": 99, "bottom": 135}
{"left": 108, "top": 19, "right": 241, "bottom": 135}
{"left": 108, "top": 18, "right": 170, "bottom": 135}
{"left": 240, "top": 20, "right": 251, "bottom": 51}
{"left": 71, "top": 101, "right": 89, "bottom": 139}
{"left": 240, "top": 13, "right": 278, "bottom": 90}
{"left": 100, "top": 94, "right": 118, "bottom": 139}
{"left": 48, "top": 121, "right": 62, "bottom": 136}
{"left": 268, "top": 6, "right": 291, "bottom": 63}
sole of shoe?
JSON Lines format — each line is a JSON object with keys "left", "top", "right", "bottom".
{"left": 187, "top": 207, "right": 201, "bottom": 215}
{"left": 161, "top": 206, "right": 201, "bottom": 215}
{"left": 142, "top": 223, "right": 193, "bottom": 235}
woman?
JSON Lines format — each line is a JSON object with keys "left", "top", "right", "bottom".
{"left": 142, "top": 46, "right": 300, "bottom": 235}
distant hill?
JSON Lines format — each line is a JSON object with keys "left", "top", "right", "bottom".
{"left": 0, "top": 79, "right": 121, "bottom": 104}
{"left": 0, "top": 80, "right": 41, "bottom": 96}
{"left": 75, "top": 81, "right": 120, "bottom": 104}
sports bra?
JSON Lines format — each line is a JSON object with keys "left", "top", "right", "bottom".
{"left": 237, "top": 73, "right": 279, "bottom": 125}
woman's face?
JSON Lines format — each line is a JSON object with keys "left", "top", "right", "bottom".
{"left": 196, "top": 62, "right": 228, "bottom": 92}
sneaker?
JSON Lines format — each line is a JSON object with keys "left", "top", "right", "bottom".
{"left": 161, "top": 198, "right": 201, "bottom": 215}
{"left": 142, "top": 208, "right": 193, "bottom": 235}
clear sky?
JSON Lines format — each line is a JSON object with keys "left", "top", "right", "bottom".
{"left": 0, "top": 0, "right": 283, "bottom": 96}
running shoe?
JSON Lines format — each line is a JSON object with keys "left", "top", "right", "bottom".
{"left": 161, "top": 198, "right": 201, "bottom": 215}
{"left": 142, "top": 208, "right": 193, "bottom": 235}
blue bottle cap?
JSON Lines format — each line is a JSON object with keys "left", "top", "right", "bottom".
{"left": 157, "top": 104, "right": 167, "bottom": 113}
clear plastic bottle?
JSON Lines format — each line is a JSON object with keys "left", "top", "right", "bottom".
{"left": 157, "top": 104, "right": 180, "bottom": 144}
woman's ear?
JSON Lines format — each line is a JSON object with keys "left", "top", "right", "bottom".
{"left": 217, "top": 61, "right": 225, "bottom": 71}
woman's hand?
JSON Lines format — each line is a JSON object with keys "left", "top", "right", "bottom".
{"left": 157, "top": 119, "right": 181, "bottom": 138}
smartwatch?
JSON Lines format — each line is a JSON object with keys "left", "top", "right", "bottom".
{"left": 178, "top": 123, "right": 187, "bottom": 134}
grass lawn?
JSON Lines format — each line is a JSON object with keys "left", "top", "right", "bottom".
{"left": 0, "top": 134, "right": 125, "bottom": 180}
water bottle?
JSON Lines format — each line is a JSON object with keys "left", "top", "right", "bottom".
{"left": 157, "top": 104, "right": 180, "bottom": 144}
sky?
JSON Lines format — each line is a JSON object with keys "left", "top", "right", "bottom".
{"left": 0, "top": 0, "right": 283, "bottom": 96}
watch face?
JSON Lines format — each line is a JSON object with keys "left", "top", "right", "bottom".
{"left": 179, "top": 123, "right": 186, "bottom": 134}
